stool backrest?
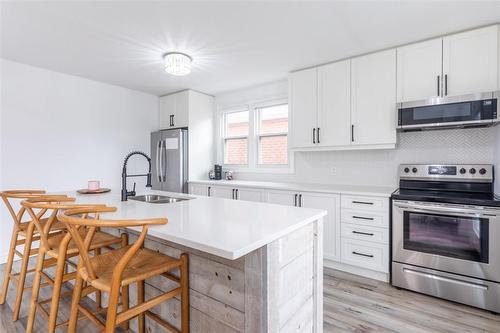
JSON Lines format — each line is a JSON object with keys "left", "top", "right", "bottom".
{"left": 0, "top": 190, "right": 50, "bottom": 229}
{"left": 21, "top": 197, "right": 106, "bottom": 252}
{"left": 58, "top": 207, "right": 167, "bottom": 282}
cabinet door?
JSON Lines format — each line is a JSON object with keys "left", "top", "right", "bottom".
{"left": 351, "top": 49, "right": 397, "bottom": 146}
{"left": 266, "top": 190, "right": 297, "bottom": 207}
{"left": 317, "top": 60, "right": 351, "bottom": 146}
{"left": 173, "top": 90, "right": 189, "bottom": 128}
{"left": 210, "top": 185, "right": 234, "bottom": 199}
{"left": 235, "top": 187, "right": 263, "bottom": 202}
{"left": 289, "top": 68, "right": 318, "bottom": 148}
{"left": 159, "top": 94, "right": 176, "bottom": 129}
{"left": 443, "top": 25, "right": 499, "bottom": 97}
{"left": 397, "top": 38, "right": 443, "bottom": 102}
{"left": 300, "top": 192, "right": 341, "bottom": 262}
{"left": 189, "top": 184, "right": 209, "bottom": 196}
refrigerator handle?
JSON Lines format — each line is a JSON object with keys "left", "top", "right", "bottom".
{"left": 162, "top": 139, "right": 168, "bottom": 182}
{"left": 156, "top": 140, "right": 162, "bottom": 182}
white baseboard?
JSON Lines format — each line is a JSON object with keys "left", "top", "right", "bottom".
{"left": 324, "top": 259, "right": 389, "bottom": 282}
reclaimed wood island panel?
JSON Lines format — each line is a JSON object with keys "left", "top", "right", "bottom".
{"left": 68, "top": 190, "right": 326, "bottom": 333}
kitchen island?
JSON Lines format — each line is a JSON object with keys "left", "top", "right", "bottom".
{"left": 68, "top": 189, "right": 326, "bottom": 333}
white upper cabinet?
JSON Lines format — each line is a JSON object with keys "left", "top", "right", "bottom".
{"left": 442, "top": 25, "right": 499, "bottom": 97}
{"left": 160, "top": 90, "right": 189, "bottom": 129}
{"left": 289, "top": 68, "right": 318, "bottom": 148}
{"left": 317, "top": 60, "right": 351, "bottom": 147}
{"left": 351, "top": 49, "right": 397, "bottom": 146}
{"left": 397, "top": 25, "right": 499, "bottom": 102}
{"left": 397, "top": 38, "right": 443, "bottom": 102}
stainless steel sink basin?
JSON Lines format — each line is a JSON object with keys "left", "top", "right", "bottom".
{"left": 129, "top": 194, "right": 191, "bottom": 204}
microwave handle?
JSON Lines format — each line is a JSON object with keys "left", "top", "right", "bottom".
{"left": 394, "top": 201, "right": 498, "bottom": 217}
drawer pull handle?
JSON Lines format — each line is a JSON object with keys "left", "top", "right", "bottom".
{"left": 352, "top": 201, "right": 374, "bottom": 205}
{"left": 352, "top": 231, "right": 374, "bottom": 236}
{"left": 352, "top": 251, "right": 374, "bottom": 258}
{"left": 352, "top": 215, "right": 374, "bottom": 221}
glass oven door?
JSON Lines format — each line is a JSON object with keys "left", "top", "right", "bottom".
{"left": 403, "top": 211, "right": 489, "bottom": 263}
{"left": 392, "top": 200, "right": 500, "bottom": 282}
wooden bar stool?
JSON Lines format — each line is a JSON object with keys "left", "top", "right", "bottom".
{"left": 59, "top": 206, "right": 189, "bottom": 333}
{"left": 0, "top": 190, "right": 69, "bottom": 321}
{"left": 21, "top": 197, "right": 129, "bottom": 333}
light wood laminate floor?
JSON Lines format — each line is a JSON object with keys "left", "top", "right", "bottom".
{"left": 1, "top": 262, "right": 499, "bottom": 332}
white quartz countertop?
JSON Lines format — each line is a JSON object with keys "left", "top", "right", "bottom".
{"left": 61, "top": 189, "right": 326, "bottom": 260}
{"left": 189, "top": 179, "right": 396, "bottom": 197}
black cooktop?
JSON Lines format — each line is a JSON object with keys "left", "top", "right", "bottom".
{"left": 391, "top": 188, "right": 500, "bottom": 207}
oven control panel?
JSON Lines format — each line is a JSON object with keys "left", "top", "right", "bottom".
{"left": 399, "top": 164, "right": 493, "bottom": 182}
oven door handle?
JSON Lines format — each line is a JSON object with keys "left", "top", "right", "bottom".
{"left": 394, "top": 202, "right": 498, "bottom": 217}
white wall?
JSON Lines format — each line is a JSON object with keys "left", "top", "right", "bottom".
{"left": 216, "top": 80, "right": 498, "bottom": 188}
{"left": 0, "top": 59, "right": 159, "bottom": 262}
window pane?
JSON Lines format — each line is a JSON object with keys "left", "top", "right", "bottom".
{"left": 259, "top": 104, "right": 288, "bottom": 134}
{"left": 225, "top": 111, "right": 249, "bottom": 137}
{"left": 224, "top": 138, "right": 248, "bottom": 164}
{"left": 259, "top": 135, "right": 288, "bottom": 165}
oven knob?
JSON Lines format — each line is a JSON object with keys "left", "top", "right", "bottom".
{"left": 412, "top": 167, "right": 418, "bottom": 173}
{"left": 469, "top": 168, "right": 476, "bottom": 174}
{"left": 404, "top": 167, "right": 410, "bottom": 173}
{"left": 479, "top": 168, "right": 487, "bottom": 175}
{"left": 459, "top": 168, "right": 466, "bottom": 174}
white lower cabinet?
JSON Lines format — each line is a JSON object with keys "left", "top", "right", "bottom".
{"left": 189, "top": 183, "right": 210, "bottom": 196}
{"left": 189, "top": 184, "right": 263, "bottom": 202}
{"left": 340, "top": 239, "right": 389, "bottom": 273}
{"left": 300, "top": 193, "right": 341, "bottom": 262}
{"left": 266, "top": 189, "right": 298, "bottom": 206}
{"left": 234, "top": 187, "right": 263, "bottom": 202}
{"left": 189, "top": 181, "right": 390, "bottom": 280}
{"left": 340, "top": 194, "right": 390, "bottom": 275}
{"left": 208, "top": 185, "right": 233, "bottom": 199}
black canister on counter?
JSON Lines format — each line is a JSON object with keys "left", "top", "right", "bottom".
{"left": 214, "top": 164, "right": 222, "bottom": 180}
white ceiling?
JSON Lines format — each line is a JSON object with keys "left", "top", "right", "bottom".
{"left": 2, "top": 1, "right": 500, "bottom": 96}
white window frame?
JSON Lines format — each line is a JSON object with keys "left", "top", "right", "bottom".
{"left": 220, "top": 106, "right": 250, "bottom": 167}
{"left": 217, "top": 98, "right": 294, "bottom": 173}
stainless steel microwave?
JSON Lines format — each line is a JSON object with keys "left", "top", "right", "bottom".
{"left": 397, "top": 91, "right": 499, "bottom": 131}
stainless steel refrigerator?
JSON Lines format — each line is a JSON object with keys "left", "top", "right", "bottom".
{"left": 151, "top": 129, "right": 188, "bottom": 193}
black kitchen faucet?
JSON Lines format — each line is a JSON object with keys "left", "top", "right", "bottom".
{"left": 121, "top": 151, "right": 152, "bottom": 201}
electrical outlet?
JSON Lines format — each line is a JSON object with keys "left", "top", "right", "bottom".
{"left": 331, "top": 167, "right": 337, "bottom": 175}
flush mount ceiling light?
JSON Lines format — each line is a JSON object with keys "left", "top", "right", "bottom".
{"left": 163, "top": 52, "right": 192, "bottom": 76}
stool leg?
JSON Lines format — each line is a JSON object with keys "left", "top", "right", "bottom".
{"left": 12, "top": 225, "right": 35, "bottom": 321}
{"left": 121, "top": 285, "right": 130, "bottom": 330}
{"left": 25, "top": 248, "right": 45, "bottom": 333}
{"left": 94, "top": 248, "right": 102, "bottom": 311}
{"left": 180, "top": 253, "right": 189, "bottom": 333}
{"left": 105, "top": 284, "right": 121, "bottom": 333}
{"left": 137, "top": 280, "right": 145, "bottom": 333}
{"left": 68, "top": 274, "right": 84, "bottom": 333}
{"left": 47, "top": 250, "right": 67, "bottom": 333}
{"left": 0, "top": 229, "right": 18, "bottom": 305}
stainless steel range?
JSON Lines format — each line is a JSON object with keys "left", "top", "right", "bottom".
{"left": 391, "top": 164, "right": 500, "bottom": 313}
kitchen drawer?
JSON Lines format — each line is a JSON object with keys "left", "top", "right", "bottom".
{"left": 341, "top": 195, "right": 388, "bottom": 212}
{"left": 341, "top": 223, "right": 388, "bottom": 244}
{"left": 341, "top": 209, "right": 388, "bottom": 228}
{"left": 341, "top": 239, "right": 389, "bottom": 273}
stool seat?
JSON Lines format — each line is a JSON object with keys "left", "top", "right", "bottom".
{"left": 46, "top": 230, "right": 122, "bottom": 257}
{"left": 79, "top": 246, "right": 182, "bottom": 292}
{"left": 18, "top": 217, "right": 66, "bottom": 236}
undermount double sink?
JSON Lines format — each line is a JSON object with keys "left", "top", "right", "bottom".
{"left": 129, "top": 194, "right": 192, "bottom": 204}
